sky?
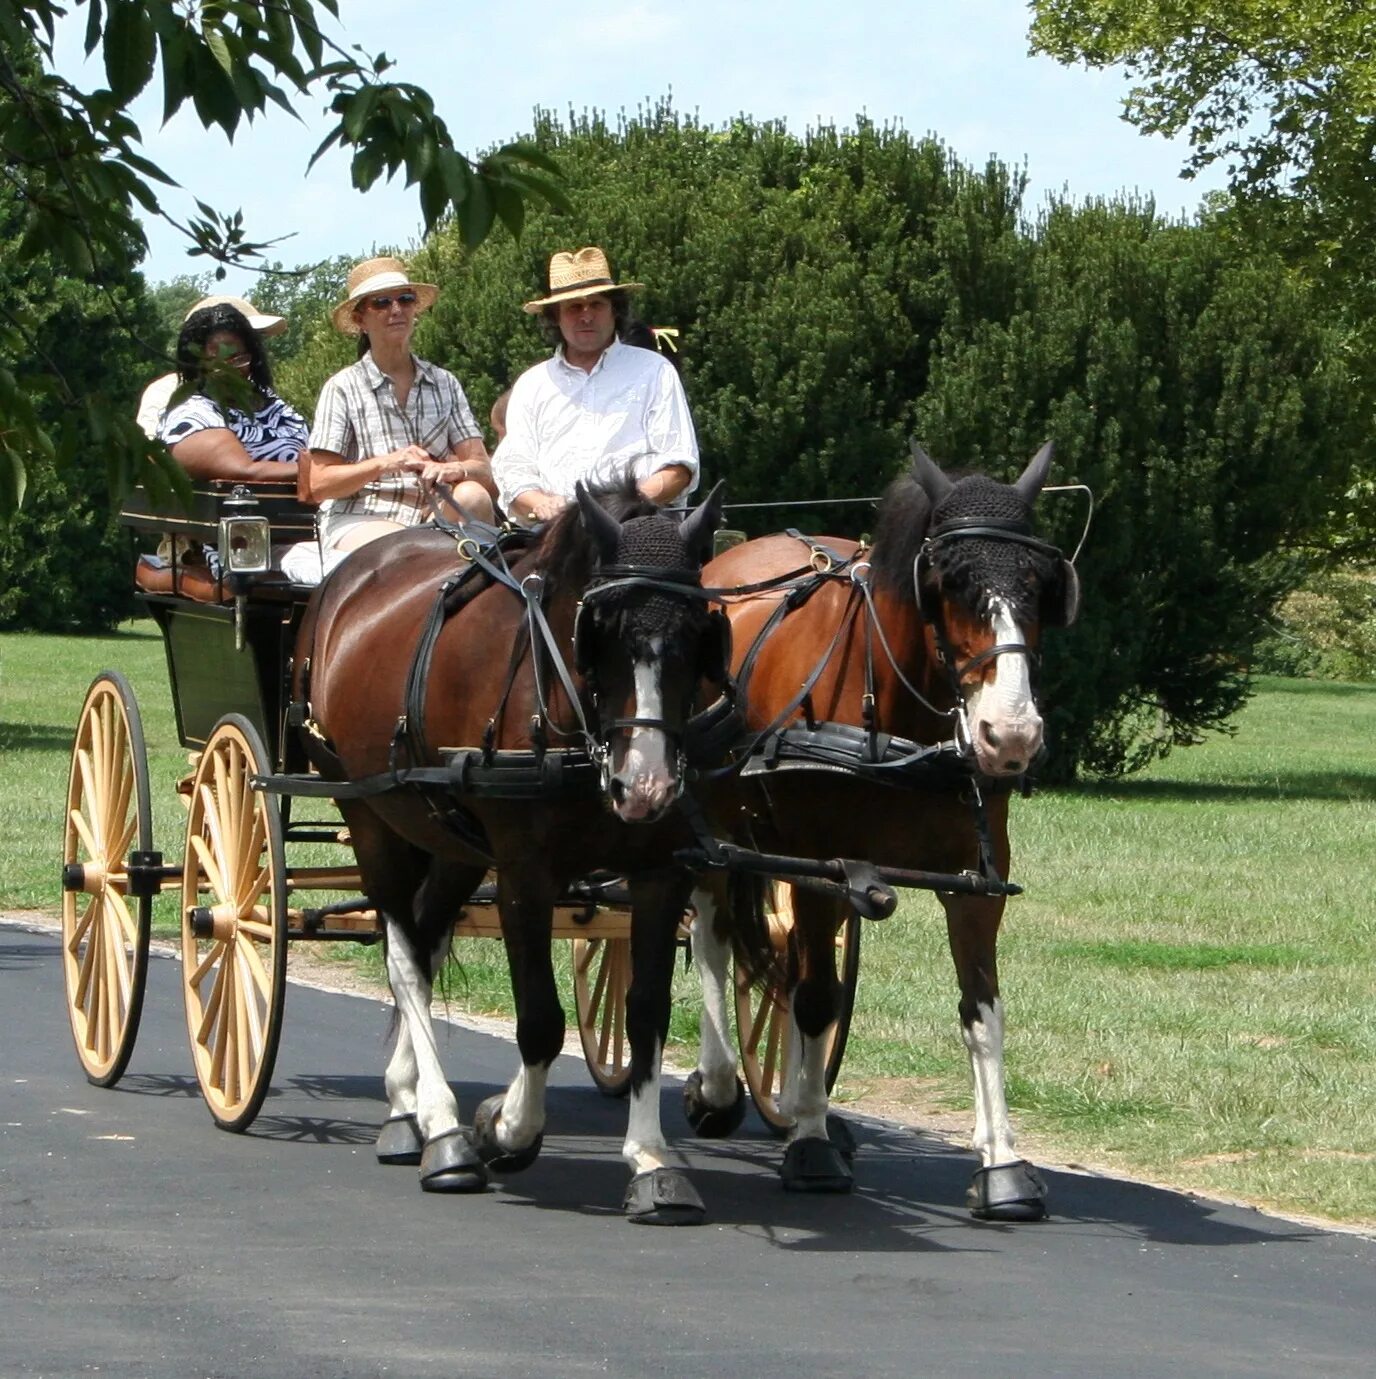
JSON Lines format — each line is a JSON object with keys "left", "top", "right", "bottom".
{"left": 54, "top": 0, "right": 1226, "bottom": 293}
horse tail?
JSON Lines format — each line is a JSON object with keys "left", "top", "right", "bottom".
{"left": 723, "top": 870, "right": 788, "bottom": 993}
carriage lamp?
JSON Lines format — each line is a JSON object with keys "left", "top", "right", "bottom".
{"left": 217, "top": 513, "right": 271, "bottom": 574}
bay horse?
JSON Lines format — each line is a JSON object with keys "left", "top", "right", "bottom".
{"left": 684, "top": 442, "right": 1079, "bottom": 1220}
{"left": 295, "top": 480, "right": 730, "bottom": 1224}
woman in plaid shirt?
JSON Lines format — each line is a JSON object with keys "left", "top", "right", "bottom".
{"left": 305, "top": 257, "right": 497, "bottom": 569}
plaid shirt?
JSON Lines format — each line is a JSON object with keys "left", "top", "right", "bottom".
{"left": 310, "top": 352, "right": 481, "bottom": 541}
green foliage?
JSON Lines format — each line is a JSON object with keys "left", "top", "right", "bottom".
{"left": 917, "top": 199, "right": 1363, "bottom": 775}
{"left": 0, "top": 0, "right": 566, "bottom": 515}
{"left": 283, "top": 104, "right": 1361, "bottom": 775}
{"left": 1254, "top": 567, "right": 1376, "bottom": 682}
{"left": 0, "top": 176, "right": 163, "bottom": 630}
{"left": 1027, "top": 2, "right": 1376, "bottom": 552}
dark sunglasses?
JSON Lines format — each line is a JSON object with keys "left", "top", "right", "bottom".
{"left": 367, "top": 292, "right": 418, "bottom": 310}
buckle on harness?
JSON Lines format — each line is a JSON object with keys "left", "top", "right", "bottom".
{"left": 809, "top": 545, "right": 834, "bottom": 574}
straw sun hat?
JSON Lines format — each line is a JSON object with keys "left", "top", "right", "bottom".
{"left": 331, "top": 256, "right": 439, "bottom": 334}
{"left": 184, "top": 294, "right": 287, "bottom": 337}
{"left": 523, "top": 246, "right": 643, "bottom": 313}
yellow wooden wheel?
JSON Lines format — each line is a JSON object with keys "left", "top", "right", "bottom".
{"left": 734, "top": 883, "right": 861, "bottom": 1135}
{"left": 180, "top": 715, "right": 286, "bottom": 1131}
{"left": 61, "top": 672, "right": 153, "bottom": 1086}
{"left": 572, "top": 937, "right": 632, "bottom": 1097}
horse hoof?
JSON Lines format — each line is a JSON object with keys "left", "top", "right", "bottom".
{"left": 472, "top": 1093, "right": 544, "bottom": 1174}
{"left": 419, "top": 1128, "right": 490, "bottom": 1194}
{"left": 967, "top": 1160, "right": 1048, "bottom": 1221}
{"left": 683, "top": 1069, "right": 746, "bottom": 1138}
{"left": 623, "top": 1168, "right": 706, "bottom": 1226}
{"left": 826, "top": 1112, "right": 858, "bottom": 1162}
{"left": 781, "top": 1136, "right": 854, "bottom": 1193}
{"left": 376, "top": 1112, "right": 423, "bottom": 1166}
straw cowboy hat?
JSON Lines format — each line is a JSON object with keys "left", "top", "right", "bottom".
{"left": 523, "top": 246, "right": 643, "bottom": 313}
{"left": 331, "top": 256, "right": 439, "bottom": 333}
{"left": 185, "top": 294, "right": 287, "bottom": 337}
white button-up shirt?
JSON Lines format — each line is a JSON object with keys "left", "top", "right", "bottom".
{"left": 492, "top": 339, "right": 699, "bottom": 518}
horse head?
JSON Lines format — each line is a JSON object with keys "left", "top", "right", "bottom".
{"left": 573, "top": 480, "right": 726, "bottom": 823}
{"left": 908, "top": 441, "right": 1079, "bottom": 777}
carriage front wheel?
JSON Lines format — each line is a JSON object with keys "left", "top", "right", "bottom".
{"left": 734, "top": 884, "right": 861, "bottom": 1135}
{"left": 180, "top": 715, "right": 287, "bottom": 1131}
{"left": 60, "top": 671, "right": 153, "bottom": 1086}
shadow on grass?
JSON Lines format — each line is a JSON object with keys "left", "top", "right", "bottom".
{"left": 1062, "top": 772, "right": 1376, "bottom": 804}
{"left": 0, "top": 723, "right": 73, "bottom": 752}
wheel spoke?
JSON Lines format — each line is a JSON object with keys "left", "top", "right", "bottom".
{"left": 190, "top": 938, "right": 227, "bottom": 991}
{"left": 108, "top": 811, "right": 138, "bottom": 869}
{"left": 73, "top": 911, "right": 100, "bottom": 1010}
{"left": 68, "top": 894, "right": 97, "bottom": 952}
{"left": 198, "top": 784, "right": 232, "bottom": 898}
{"left": 238, "top": 916, "right": 275, "bottom": 943}
{"left": 238, "top": 932, "right": 272, "bottom": 1000}
{"left": 103, "top": 715, "right": 131, "bottom": 843}
{"left": 108, "top": 887, "right": 139, "bottom": 949}
{"left": 208, "top": 957, "right": 233, "bottom": 1096}
{"left": 190, "top": 833, "right": 227, "bottom": 901}
{"left": 235, "top": 812, "right": 267, "bottom": 908}
{"left": 102, "top": 897, "right": 132, "bottom": 1015}
{"left": 89, "top": 709, "right": 108, "bottom": 822}
{"left": 232, "top": 946, "right": 252, "bottom": 1098}
{"left": 69, "top": 806, "right": 101, "bottom": 863}
{"left": 762, "top": 1005, "right": 785, "bottom": 1098}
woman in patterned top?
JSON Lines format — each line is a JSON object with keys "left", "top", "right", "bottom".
{"left": 159, "top": 303, "right": 307, "bottom": 480}
{"left": 305, "top": 256, "right": 496, "bottom": 564}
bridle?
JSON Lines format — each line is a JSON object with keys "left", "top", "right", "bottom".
{"left": 915, "top": 516, "right": 1068, "bottom": 685}
{"left": 572, "top": 562, "right": 720, "bottom": 793}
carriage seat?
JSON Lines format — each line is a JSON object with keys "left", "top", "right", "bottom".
{"left": 122, "top": 478, "right": 320, "bottom": 603}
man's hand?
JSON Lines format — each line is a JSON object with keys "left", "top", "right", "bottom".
{"left": 517, "top": 491, "right": 570, "bottom": 524}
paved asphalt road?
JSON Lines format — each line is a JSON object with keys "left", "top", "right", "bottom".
{"left": 3, "top": 920, "right": 1373, "bottom": 1379}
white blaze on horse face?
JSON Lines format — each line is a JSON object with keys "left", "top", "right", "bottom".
{"left": 608, "top": 652, "right": 677, "bottom": 822}
{"left": 964, "top": 598, "right": 1043, "bottom": 777}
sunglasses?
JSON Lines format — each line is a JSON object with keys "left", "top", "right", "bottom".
{"left": 367, "top": 292, "right": 418, "bottom": 310}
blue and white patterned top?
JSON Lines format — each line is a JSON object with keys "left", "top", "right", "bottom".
{"left": 159, "top": 388, "right": 309, "bottom": 464}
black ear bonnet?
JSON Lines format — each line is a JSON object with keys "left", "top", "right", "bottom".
{"left": 573, "top": 512, "right": 717, "bottom": 675}
{"left": 920, "top": 476, "right": 1079, "bottom": 630}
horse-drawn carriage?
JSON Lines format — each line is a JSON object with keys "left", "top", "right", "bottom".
{"left": 60, "top": 446, "right": 1080, "bottom": 1223}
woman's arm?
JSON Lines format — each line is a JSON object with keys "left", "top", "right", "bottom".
{"left": 168, "top": 428, "right": 298, "bottom": 483}
{"left": 417, "top": 437, "right": 499, "bottom": 501}
{"left": 301, "top": 445, "right": 429, "bottom": 502}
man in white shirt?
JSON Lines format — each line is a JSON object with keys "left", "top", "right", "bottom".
{"left": 492, "top": 247, "right": 699, "bottom": 525}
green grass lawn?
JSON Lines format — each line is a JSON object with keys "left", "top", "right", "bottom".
{"left": 3, "top": 622, "right": 1374, "bottom": 1227}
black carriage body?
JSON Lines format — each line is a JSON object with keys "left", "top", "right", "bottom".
{"left": 120, "top": 480, "right": 315, "bottom": 770}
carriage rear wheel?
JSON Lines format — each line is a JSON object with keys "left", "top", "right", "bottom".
{"left": 60, "top": 671, "right": 153, "bottom": 1086}
{"left": 572, "top": 937, "right": 632, "bottom": 1097}
{"left": 180, "top": 715, "right": 287, "bottom": 1131}
{"left": 734, "top": 884, "right": 861, "bottom": 1136}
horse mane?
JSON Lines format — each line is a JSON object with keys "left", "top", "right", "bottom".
{"left": 530, "top": 477, "right": 659, "bottom": 602}
{"left": 868, "top": 472, "right": 935, "bottom": 596}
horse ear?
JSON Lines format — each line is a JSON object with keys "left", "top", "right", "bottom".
{"left": 909, "top": 439, "right": 954, "bottom": 502}
{"left": 575, "top": 481, "right": 621, "bottom": 561}
{"left": 679, "top": 480, "right": 726, "bottom": 565}
{"left": 1014, "top": 441, "right": 1054, "bottom": 504}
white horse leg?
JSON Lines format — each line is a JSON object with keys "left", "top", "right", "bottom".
{"left": 689, "top": 886, "right": 739, "bottom": 1105}
{"left": 622, "top": 1037, "right": 672, "bottom": 1176}
{"left": 493, "top": 1062, "right": 549, "bottom": 1152}
{"left": 383, "top": 921, "right": 458, "bottom": 1142}
{"left": 784, "top": 1010, "right": 832, "bottom": 1143}
{"left": 962, "top": 996, "right": 1017, "bottom": 1167}
{"left": 381, "top": 924, "right": 449, "bottom": 1122}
